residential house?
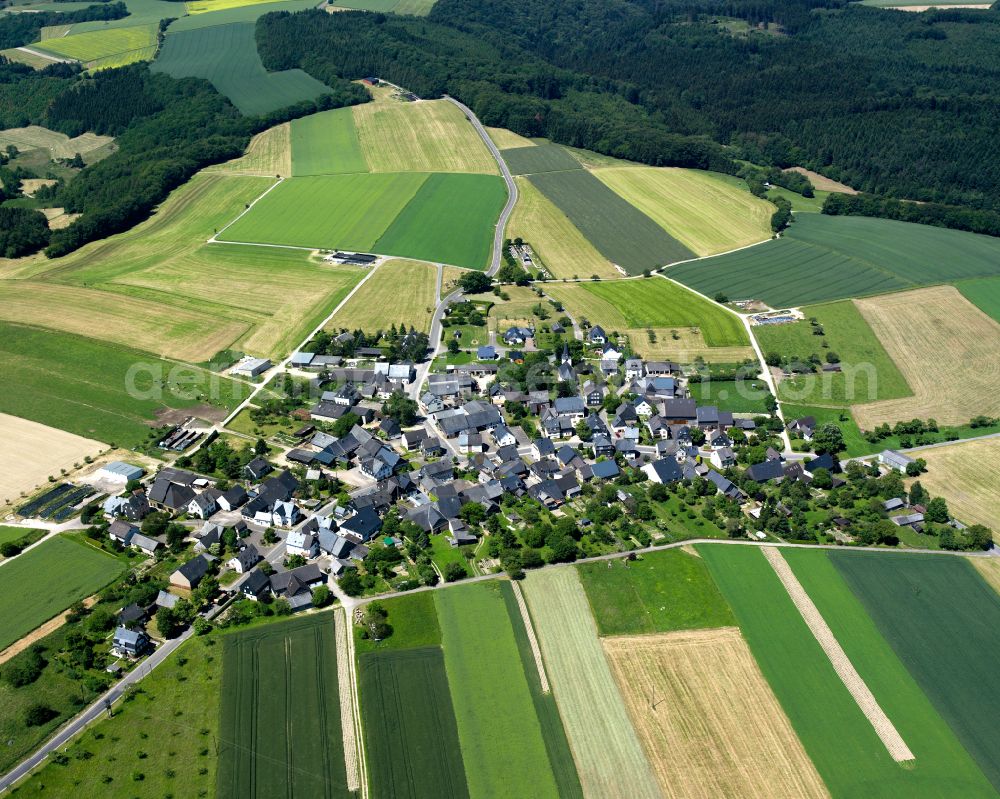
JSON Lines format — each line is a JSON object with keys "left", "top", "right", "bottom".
{"left": 108, "top": 520, "right": 138, "bottom": 547}
{"left": 227, "top": 544, "right": 261, "bottom": 574}
{"left": 170, "top": 555, "right": 212, "bottom": 590}
{"left": 112, "top": 626, "right": 151, "bottom": 658}
{"left": 588, "top": 325, "right": 607, "bottom": 345}
{"left": 238, "top": 569, "right": 272, "bottom": 601}
{"left": 286, "top": 529, "right": 319, "bottom": 558}
{"left": 244, "top": 457, "right": 273, "bottom": 482}
{"left": 642, "top": 458, "right": 684, "bottom": 484}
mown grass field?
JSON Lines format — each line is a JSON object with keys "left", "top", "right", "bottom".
{"left": 353, "top": 591, "right": 441, "bottom": 654}
{"left": 530, "top": 169, "right": 694, "bottom": 274}
{"left": 523, "top": 567, "right": 661, "bottom": 799}
{"left": 291, "top": 107, "right": 368, "bottom": 176}
{"left": 329, "top": 259, "right": 437, "bottom": 333}
{"left": 487, "top": 126, "right": 534, "bottom": 149}
{"left": 186, "top": 0, "right": 295, "bottom": 12}
{"left": 217, "top": 613, "right": 351, "bottom": 799}
{"left": 701, "top": 544, "right": 993, "bottom": 798}
{"left": 671, "top": 214, "right": 1000, "bottom": 307}
{"left": 755, "top": 299, "right": 912, "bottom": 406}
{"left": 0, "top": 126, "right": 113, "bottom": 160}
{"left": 168, "top": 0, "right": 315, "bottom": 30}
{"left": 577, "top": 549, "right": 735, "bottom": 636}
{"left": 594, "top": 167, "right": 774, "bottom": 256}
{"left": 787, "top": 549, "right": 997, "bottom": 795}
{"left": 686, "top": 378, "right": 773, "bottom": 413}
{"left": 832, "top": 552, "right": 1000, "bottom": 793}
{"left": 360, "top": 647, "right": 469, "bottom": 799}
{"left": 0, "top": 321, "right": 248, "bottom": 445}
{"left": 507, "top": 176, "right": 618, "bottom": 279}
{"left": 353, "top": 99, "right": 497, "bottom": 174}
{"left": 208, "top": 122, "right": 291, "bottom": 177}
{"left": 852, "top": 286, "right": 1000, "bottom": 428}
{"left": 958, "top": 276, "right": 1000, "bottom": 325}
{"left": 0, "top": 536, "right": 121, "bottom": 651}
{"left": 603, "top": 629, "right": 828, "bottom": 799}
{"left": 153, "top": 22, "right": 331, "bottom": 116}
{"left": 435, "top": 582, "right": 561, "bottom": 799}
{"left": 905, "top": 437, "right": 1000, "bottom": 530}
{"left": 502, "top": 143, "right": 582, "bottom": 176}
{"left": 11, "top": 633, "right": 222, "bottom": 798}
{"left": 33, "top": 23, "right": 157, "bottom": 66}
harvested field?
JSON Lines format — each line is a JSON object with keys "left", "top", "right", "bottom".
{"left": 832, "top": 552, "right": 1000, "bottom": 793}
{"left": 507, "top": 176, "right": 618, "bottom": 279}
{"left": 328, "top": 259, "right": 437, "bottom": 333}
{"left": 153, "top": 23, "right": 331, "bottom": 116}
{"left": 360, "top": 647, "right": 469, "bottom": 799}
{"left": 971, "top": 557, "right": 1000, "bottom": 596}
{"left": 353, "top": 99, "right": 498, "bottom": 174}
{"left": 436, "top": 582, "right": 561, "bottom": 799}
{"left": 530, "top": 169, "right": 694, "bottom": 274}
{"left": 40, "top": 207, "right": 78, "bottom": 229}
{"left": 19, "top": 178, "right": 56, "bottom": 196}
{"left": 784, "top": 167, "right": 857, "bottom": 193}
{"left": 510, "top": 581, "right": 549, "bottom": 692}
{"left": 904, "top": 437, "right": 1000, "bottom": 530}
{"left": 186, "top": 0, "right": 296, "bottom": 12}
{"left": 334, "top": 610, "right": 361, "bottom": 792}
{"left": 502, "top": 143, "right": 582, "bottom": 176}
{"left": 594, "top": 167, "right": 774, "bottom": 256}
{"left": 0, "top": 413, "right": 103, "bottom": 505}
{"left": 852, "top": 286, "right": 1000, "bottom": 427}
{"left": 0, "top": 125, "right": 113, "bottom": 160}
{"left": 206, "top": 122, "right": 291, "bottom": 177}
{"left": 487, "top": 126, "right": 534, "bottom": 149}
{"left": 217, "top": 613, "right": 351, "bottom": 799}
{"left": 291, "top": 106, "right": 368, "bottom": 176}
{"left": 523, "top": 567, "right": 661, "bottom": 799}
{"left": 762, "top": 547, "right": 913, "bottom": 762}
{"left": 603, "top": 629, "right": 828, "bottom": 799}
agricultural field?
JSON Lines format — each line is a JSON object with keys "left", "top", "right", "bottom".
{"left": 328, "top": 0, "right": 437, "bottom": 13}
{"left": 360, "top": 647, "right": 469, "bottom": 799}
{"left": 507, "top": 177, "right": 618, "bottom": 280}
{"left": 957, "top": 276, "right": 1000, "bottom": 324}
{"left": 783, "top": 166, "right": 857, "bottom": 193}
{"left": 291, "top": 107, "right": 368, "bottom": 176}
{"left": 435, "top": 582, "right": 561, "bottom": 799}
{"left": 206, "top": 122, "right": 291, "bottom": 177}
{"left": 671, "top": 214, "right": 1000, "bottom": 308}
{"left": 686, "top": 377, "right": 773, "bottom": 414}
{"left": 603, "top": 629, "right": 828, "bottom": 799}
{"left": 186, "top": 0, "right": 296, "bottom": 12}
{"left": 353, "top": 591, "right": 441, "bottom": 654}
{"left": 0, "top": 321, "right": 248, "bottom": 446}
{"left": 754, "top": 299, "right": 911, "bottom": 406}
{"left": 502, "top": 143, "right": 583, "bottom": 176}
{"left": 852, "top": 286, "right": 1000, "bottom": 428}
{"left": 0, "top": 536, "right": 121, "bottom": 651}
{"left": 328, "top": 260, "right": 437, "bottom": 333}
{"left": 904, "top": 437, "right": 1000, "bottom": 530}
{"left": 168, "top": 0, "right": 315, "bottom": 30}
{"left": 529, "top": 169, "right": 694, "bottom": 274}
{"left": 353, "top": 99, "right": 497, "bottom": 174}
{"left": 32, "top": 24, "right": 157, "bottom": 68}
{"left": 593, "top": 167, "right": 774, "bottom": 256}
{"left": 0, "top": 413, "right": 103, "bottom": 506}
{"left": 487, "top": 126, "right": 534, "bottom": 149}
{"left": 523, "top": 567, "right": 661, "bottom": 799}
{"left": 0, "top": 126, "right": 113, "bottom": 161}
{"left": 701, "top": 544, "right": 997, "bottom": 798}
{"left": 222, "top": 172, "right": 506, "bottom": 269}
{"left": 216, "top": 613, "right": 351, "bottom": 799}
{"left": 577, "top": 549, "right": 735, "bottom": 636}
{"left": 831, "top": 552, "right": 1000, "bottom": 792}
{"left": 153, "top": 23, "right": 332, "bottom": 116}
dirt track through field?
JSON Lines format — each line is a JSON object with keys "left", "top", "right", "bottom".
{"left": 511, "top": 580, "right": 550, "bottom": 693}
{"left": 603, "top": 629, "right": 829, "bottom": 799}
{"left": 762, "top": 547, "right": 914, "bottom": 762}
{"left": 334, "top": 609, "right": 361, "bottom": 793}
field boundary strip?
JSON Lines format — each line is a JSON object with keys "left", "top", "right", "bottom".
{"left": 511, "top": 580, "right": 550, "bottom": 693}
{"left": 762, "top": 547, "right": 914, "bottom": 762}
{"left": 334, "top": 609, "right": 362, "bottom": 793}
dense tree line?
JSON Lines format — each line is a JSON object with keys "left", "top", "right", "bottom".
{"left": 259, "top": 2, "right": 1000, "bottom": 210}
{"left": 0, "top": 207, "right": 50, "bottom": 257}
{"left": 0, "top": 2, "right": 126, "bottom": 49}
{"left": 822, "top": 192, "right": 1000, "bottom": 238}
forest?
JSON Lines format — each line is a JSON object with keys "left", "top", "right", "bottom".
{"left": 822, "top": 193, "right": 1000, "bottom": 237}
{"left": 0, "top": 2, "right": 126, "bottom": 49}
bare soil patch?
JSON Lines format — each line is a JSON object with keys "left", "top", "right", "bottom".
{"left": 784, "top": 167, "right": 857, "bottom": 194}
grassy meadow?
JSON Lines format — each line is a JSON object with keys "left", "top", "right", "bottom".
{"left": 502, "top": 143, "right": 582, "bottom": 176}
{"left": 290, "top": 107, "right": 368, "bottom": 176}
{"left": 207, "top": 122, "right": 291, "bottom": 177}
{"left": 353, "top": 591, "right": 441, "bottom": 654}
{"left": 958, "top": 276, "right": 1000, "bottom": 324}
{"left": 33, "top": 23, "right": 157, "bottom": 67}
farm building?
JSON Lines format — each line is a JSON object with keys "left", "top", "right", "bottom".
{"left": 880, "top": 450, "right": 916, "bottom": 472}
{"left": 231, "top": 357, "right": 272, "bottom": 377}
{"left": 96, "top": 461, "right": 144, "bottom": 484}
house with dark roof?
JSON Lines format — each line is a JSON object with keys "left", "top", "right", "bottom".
{"left": 340, "top": 507, "right": 382, "bottom": 541}
{"left": 112, "top": 626, "right": 151, "bottom": 658}
{"left": 642, "top": 457, "right": 683, "bottom": 484}
{"left": 170, "top": 555, "right": 212, "bottom": 590}
{"left": 239, "top": 569, "right": 272, "bottom": 601}
{"left": 588, "top": 325, "right": 607, "bottom": 344}
{"left": 148, "top": 478, "right": 195, "bottom": 512}
{"left": 591, "top": 460, "right": 621, "bottom": 480}
{"left": 228, "top": 544, "right": 261, "bottom": 574}
{"left": 746, "top": 459, "right": 786, "bottom": 483}
{"left": 244, "top": 457, "right": 273, "bottom": 481}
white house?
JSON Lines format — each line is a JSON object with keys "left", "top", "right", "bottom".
{"left": 286, "top": 530, "right": 320, "bottom": 559}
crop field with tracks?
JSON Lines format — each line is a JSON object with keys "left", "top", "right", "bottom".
{"left": 291, "top": 107, "right": 368, "bottom": 176}
{"left": 523, "top": 567, "right": 661, "bottom": 799}
{"left": 603, "top": 629, "right": 828, "bottom": 799}
{"left": 670, "top": 214, "right": 1000, "bottom": 307}
{"left": 507, "top": 176, "right": 618, "bottom": 279}
{"left": 502, "top": 143, "right": 582, "bottom": 176}
{"left": 153, "top": 23, "right": 331, "bottom": 116}
{"left": 594, "top": 167, "right": 774, "bottom": 256}
{"left": 852, "top": 286, "right": 1000, "bottom": 428}
{"left": 328, "top": 260, "right": 437, "bottom": 333}
{"left": 529, "top": 169, "right": 694, "bottom": 274}
{"left": 168, "top": 0, "right": 315, "bottom": 30}
{"left": 207, "top": 122, "right": 291, "bottom": 177}
{"left": 185, "top": 0, "right": 296, "bottom": 12}
{"left": 904, "top": 437, "right": 1000, "bottom": 530}
{"left": 0, "top": 536, "right": 122, "bottom": 651}
{"left": 33, "top": 23, "right": 157, "bottom": 67}
{"left": 957, "top": 276, "right": 1000, "bottom": 325}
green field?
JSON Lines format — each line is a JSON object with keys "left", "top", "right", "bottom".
{"left": 223, "top": 173, "right": 506, "bottom": 269}
{"left": 435, "top": 582, "right": 562, "bottom": 799}
{"left": 291, "top": 107, "right": 368, "bottom": 176}
{"left": 958, "top": 276, "right": 1000, "bottom": 325}
{"left": 832, "top": 552, "right": 1000, "bottom": 793}
{"left": 529, "top": 169, "right": 694, "bottom": 274}
{"left": 330, "top": 0, "right": 437, "bottom": 13}
{"left": 354, "top": 590, "right": 441, "bottom": 654}
{"left": 360, "top": 647, "right": 469, "bottom": 799}
{"left": 168, "top": 0, "right": 316, "bottom": 30}
{"left": 754, "top": 300, "right": 912, "bottom": 405}
{"left": 0, "top": 526, "right": 44, "bottom": 549}
{"left": 217, "top": 613, "right": 351, "bottom": 799}
{"left": 700, "top": 544, "right": 993, "bottom": 798}
{"left": 671, "top": 214, "right": 1000, "bottom": 307}
{"left": 153, "top": 23, "right": 332, "bottom": 116}
{"left": 785, "top": 549, "right": 997, "bottom": 795}
{"left": 0, "top": 536, "right": 121, "bottom": 651}
{"left": 686, "top": 378, "right": 773, "bottom": 413}
{"left": 0, "top": 322, "right": 248, "bottom": 446}
{"left": 578, "top": 278, "right": 749, "bottom": 347}
{"left": 577, "top": 549, "right": 735, "bottom": 636}
{"left": 502, "top": 143, "right": 582, "bottom": 176}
